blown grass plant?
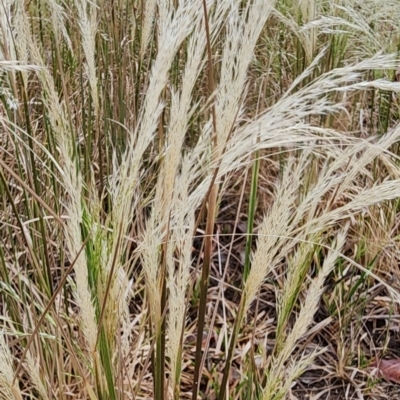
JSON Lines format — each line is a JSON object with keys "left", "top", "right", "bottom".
{"left": 1, "top": 0, "right": 400, "bottom": 399}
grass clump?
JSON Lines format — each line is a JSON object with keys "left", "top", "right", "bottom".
{"left": 1, "top": 0, "right": 400, "bottom": 399}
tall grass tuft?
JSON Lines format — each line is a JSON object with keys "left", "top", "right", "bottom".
{"left": 1, "top": 0, "right": 400, "bottom": 399}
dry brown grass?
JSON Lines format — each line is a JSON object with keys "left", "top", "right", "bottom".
{"left": 1, "top": 0, "right": 400, "bottom": 399}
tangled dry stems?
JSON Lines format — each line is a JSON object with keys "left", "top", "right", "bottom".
{"left": 1, "top": 0, "right": 400, "bottom": 399}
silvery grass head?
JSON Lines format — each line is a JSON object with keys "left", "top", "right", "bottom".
{"left": 0, "top": 0, "right": 400, "bottom": 399}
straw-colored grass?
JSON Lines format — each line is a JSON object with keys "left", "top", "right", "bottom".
{"left": 1, "top": 0, "right": 400, "bottom": 399}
